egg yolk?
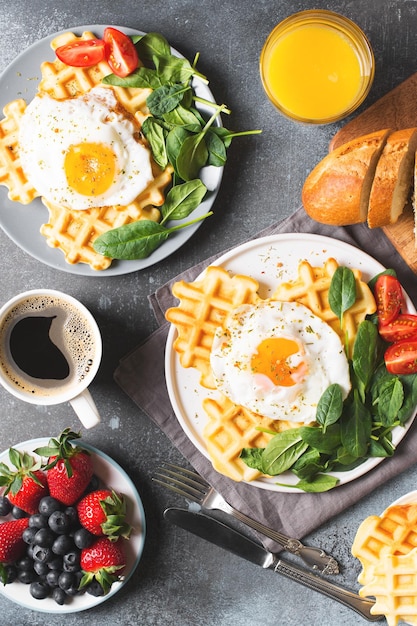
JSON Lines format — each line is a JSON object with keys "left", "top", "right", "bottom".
{"left": 64, "top": 142, "right": 116, "bottom": 197}
{"left": 251, "top": 337, "right": 305, "bottom": 387}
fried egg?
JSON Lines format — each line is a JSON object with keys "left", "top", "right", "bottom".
{"left": 210, "top": 300, "right": 351, "bottom": 424}
{"left": 18, "top": 86, "right": 154, "bottom": 210}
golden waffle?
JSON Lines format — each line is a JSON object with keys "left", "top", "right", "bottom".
{"left": 359, "top": 548, "right": 417, "bottom": 626}
{"left": 352, "top": 504, "right": 417, "bottom": 585}
{"left": 40, "top": 164, "right": 172, "bottom": 270}
{"left": 38, "top": 31, "right": 152, "bottom": 115}
{"left": 202, "top": 394, "right": 296, "bottom": 482}
{"left": 0, "top": 99, "right": 38, "bottom": 204}
{"left": 272, "top": 257, "right": 376, "bottom": 356}
{"left": 166, "top": 266, "right": 260, "bottom": 389}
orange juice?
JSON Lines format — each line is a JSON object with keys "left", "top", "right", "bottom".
{"left": 260, "top": 11, "right": 374, "bottom": 123}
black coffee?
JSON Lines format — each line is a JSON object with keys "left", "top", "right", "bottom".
{"left": 10, "top": 316, "right": 70, "bottom": 380}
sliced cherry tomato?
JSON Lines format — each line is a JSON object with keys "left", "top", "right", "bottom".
{"left": 103, "top": 27, "right": 138, "bottom": 77}
{"left": 55, "top": 39, "right": 107, "bottom": 67}
{"left": 374, "top": 274, "right": 403, "bottom": 326}
{"left": 385, "top": 339, "right": 417, "bottom": 375}
{"left": 379, "top": 313, "right": 417, "bottom": 343}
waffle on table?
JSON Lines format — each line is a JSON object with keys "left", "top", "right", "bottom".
{"left": 0, "top": 31, "right": 172, "bottom": 270}
{"left": 272, "top": 257, "right": 376, "bottom": 356}
{"left": 353, "top": 503, "right": 417, "bottom": 625}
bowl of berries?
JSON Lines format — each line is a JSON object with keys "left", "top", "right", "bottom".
{"left": 0, "top": 429, "right": 145, "bottom": 613}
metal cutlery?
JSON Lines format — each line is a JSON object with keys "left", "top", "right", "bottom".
{"left": 164, "top": 507, "right": 379, "bottom": 622}
{"left": 153, "top": 463, "right": 339, "bottom": 575}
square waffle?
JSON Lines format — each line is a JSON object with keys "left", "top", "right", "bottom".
{"left": 202, "top": 394, "right": 294, "bottom": 482}
{"left": 0, "top": 30, "right": 172, "bottom": 270}
{"left": 359, "top": 548, "right": 417, "bottom": 626}
{"left": 272, "top": 257, "right": 376, "bottom": 356}
{"left": 165, "top": 266, "right": 260, "bottom": 389}
{"left": 352, "top": 504, "right": 417, "bottom": 585}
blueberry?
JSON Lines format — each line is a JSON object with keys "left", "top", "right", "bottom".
{"left": 12, "top": 505, "right": 27, "bottom": 519}
{"left": 64, "top": 506, "right": 78, "bottom": 528}
{"left": 73, "top": 527, "right": 95, "bottom": 549}
{"left": 48, "top": 510, "right": 72, "bottom": 534}
{"left": 47, "top": 556, "right": 63, "bottom": 571}
{"left": 52, "top": 586, "right": 67, "bottom": 605}
{"left": 18, "top": 569, "right": 37, "bottom": 584}
{"left": 63, "top": 550, "right": 80, "bottom": 569}
{"left": 52, "top": 534, "right": 74, "bottom": 555}
{"left": 38, "top": 496, "right": 62, "bottom": 517}
{"left": 65, "top": 571, "right": 84, "bottom": 596}
{"left": 29, "top": 513, "right": 49, "bottom": 529}
{"left": 86, "top": 579, "right": 105, "bottom": 596}
{"left": 46, "top": 569, "right": 60, "bottom": 587}
{"left": 32, "top": 545, "right": 53, "bottom": 564}
{"left": 58, "top": 570, "right": 75, "bottom": 591}
{"left": 0, "top": 496, "right": 12, "bottom": 517}
{"left": 16, "top": 555, "right": 34, "bottom": 571}
{"left": 33, "top": 561, "right": 49, "bottom": 576}
{"left": 30, "top": 580, "right": 50, "bottom": 600}
{"left": 34, "top": 527, "right": 55, "bottom": 548}
{"left": 22, "top": 526, "right": 38, "bottom": 545}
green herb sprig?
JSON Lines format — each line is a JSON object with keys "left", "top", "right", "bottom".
{"left": 94, "top": 32, "right": 261, "bottom": 261}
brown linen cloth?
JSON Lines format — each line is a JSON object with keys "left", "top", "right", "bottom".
{"left": 114, "top": 207, "right": 417, "bottom": 550}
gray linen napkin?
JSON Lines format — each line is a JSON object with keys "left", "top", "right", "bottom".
{"left": 114, "top": 207, "right": 417, "bottom": 550}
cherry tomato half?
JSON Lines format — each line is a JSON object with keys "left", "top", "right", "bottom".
{"left": 55, "top": 39, "right": 107, "bottom": 67}
{"left": 385, "top": 339, "right": 417, "bottom": 375}
{"left": 374, "top": 274, "right": 403, "bottom": 326}
{"left": 103, "top": 27, "right": 139, "bottom": 77}
{"left": 379, "top": 313, "right": 417, "bottom": 343}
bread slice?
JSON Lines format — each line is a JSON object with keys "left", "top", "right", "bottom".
{"left": 367, "top": 128, "right": 417, "bottom": 228}
{"left": 302, "top": 129, "right": 391, "bottom": 225}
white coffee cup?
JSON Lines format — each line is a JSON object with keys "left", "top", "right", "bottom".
{"left": 0, "top": 289, "right": 102, "bottom": 429}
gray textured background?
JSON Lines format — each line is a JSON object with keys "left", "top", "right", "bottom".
{"left": 0, "top": 1, "right": 416, "bottom": 624}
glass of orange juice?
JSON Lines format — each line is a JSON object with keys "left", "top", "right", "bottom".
{"left": 260, "top": 10, "right": 375, "bottom": 124}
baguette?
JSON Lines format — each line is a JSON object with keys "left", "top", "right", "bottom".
{"left": 368, "top": 128, "right": 417, "bottom": 228}
{"left": 302, "top": 129, "right": 391, "bottom": 225}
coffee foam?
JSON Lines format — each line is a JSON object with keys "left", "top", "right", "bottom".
{"left": 0, "top": 294, "right": 98, "bottom": 398}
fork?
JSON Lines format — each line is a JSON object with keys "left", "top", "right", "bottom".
{"left": 153, "top": 463, "right": 339, "bottom": 575}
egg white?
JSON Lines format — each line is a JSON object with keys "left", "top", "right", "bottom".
{"left": 18, "top": 86, "right": 154, "bottom": 210}
{"left": 210, "top": 300, "right": 351, "bottom": 424}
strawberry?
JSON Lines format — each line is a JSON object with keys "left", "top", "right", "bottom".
{"left": 34, "top": 429, "right": 93, "bottom": 506}
{"left": 0, "top": 518, "right": 29, "bottom": 583}
{"left": 0, "top": 448, "right": 47, "bottom": 514}
{"left": 79, "top": 537, "right": 126, "bottom": 594}
{"left": 77, "top": 489, "right": 132, "bottom": 541}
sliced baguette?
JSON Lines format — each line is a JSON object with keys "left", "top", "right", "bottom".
{"left": 367, "top": 128, "right": 417, "bottom": 228}
{"left": 302, "top": 129, "right": 391, "bottom": 225}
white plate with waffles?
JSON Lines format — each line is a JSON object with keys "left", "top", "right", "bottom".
{"left": 0, "top": 437, "right": 146, "bottom": 613}
{"left": 165, "top": 233, "right": 417, "bottom": 492}
{"left": 0, "top": 25, "right": 223, "bottom": 275}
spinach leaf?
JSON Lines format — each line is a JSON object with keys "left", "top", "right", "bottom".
{"left": 292, "top": 449, "right": 327, "bottom": 480}
{"left": 93, "top": 212, "right": 212, "bottom": 260}
{"left": 166, "top": 126, "right": 192, "bottom": 173}
{"left": 299, "top": 424, "right": 341, "bottom": 453}
{"left": 279, "top": 474, "right": 339, "bottom": 493}
{"left": 261, "top": 429, "right": 308, "bottom": 476}
{"left": 176, "top": 132, "right": 209, "bottom": 181}
{"left": 328, "top": 266, "right": 357, "bottom": 325}
{"left": 157, "top": 55, "right": 199, "bottom": 84}
{"left": 160, "top": 180, "right": 207, "bottom": 223}
{"left": 369, "top": 435, "right": 395, "bottom": 458}
{"left": 147, "top": 84, "right": 190, "bottom": 116}
{"left": 239, "top": 447, "right": 264, "bottom": 471}
{"left": 134, "top": 32, "right": 171, "bottom": 61}
{"left": 398, "top": 373, "right": 417, "bottom": 424}
{"left": 141, "top": 117, "right": 168, "bottom": 169}
{"left": 352, "top": 320, "right": 378, "bottom": 402}
{"left": 315, "top": 383, "right": 343, "bottom": 431}
{"left": 163, "top": 106, "right": 202, "bottom": 129}
{"left": 377, "top": 377, "right": 404, "bottom": 426}
{"left": 102, "top": 68, "right": 162, "bottom": 89}
{"left": 205, "top": 131, "right": 227, "bottom": 167}
{"left": 340, "top": 389, "right": 371, "bottom": 458}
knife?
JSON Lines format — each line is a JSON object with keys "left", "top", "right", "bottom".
{"left": 164, "top": 507, "right": 381, "bottom": 622}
